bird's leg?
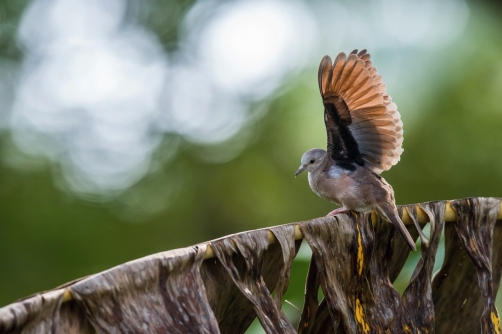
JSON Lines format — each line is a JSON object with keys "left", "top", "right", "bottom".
{"left": 327, "top": 207, "right": 349, "bottom": 216}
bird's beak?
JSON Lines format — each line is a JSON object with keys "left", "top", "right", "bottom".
{"left": 295, "top": 165, "right": 307, "bottom": 178}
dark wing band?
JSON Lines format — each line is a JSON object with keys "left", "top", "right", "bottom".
{"left": 323, "top": 101, "right": 364, "bottom": 166}
{"left": 318, "top": 49, "right": 403, "bottom": 174}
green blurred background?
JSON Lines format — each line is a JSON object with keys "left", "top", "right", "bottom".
{"left": 1, "top": 0, "right": 502, "bottom": 330}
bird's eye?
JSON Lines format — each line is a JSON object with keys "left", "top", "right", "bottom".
{"left": 309, "top": 159, "right": 315, "bottom": 164}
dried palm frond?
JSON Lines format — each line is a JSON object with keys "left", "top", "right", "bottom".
{"left": 1, "top": 198, "right": 501, "bottom": 333}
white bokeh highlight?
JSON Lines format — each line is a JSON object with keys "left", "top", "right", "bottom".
{"left": 167, "top": 66, "right": 247, "bottom": 144}
{"left": 196, "top": 0, "right": 318, "bottom": 97}
{"left": 12, "top": 0, "right": 168, "bottom": 194}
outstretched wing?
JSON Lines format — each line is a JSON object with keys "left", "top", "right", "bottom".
{"left": 318, "top": 49, "right": 403, "bottom": 174}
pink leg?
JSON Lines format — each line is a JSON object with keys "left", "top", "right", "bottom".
{"left": 327, "top": 207, "right": 349, "bottom": 216}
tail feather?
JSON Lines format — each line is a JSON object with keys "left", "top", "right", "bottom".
{"left": 377, "top": 204, "right": 417, "bottom": 251}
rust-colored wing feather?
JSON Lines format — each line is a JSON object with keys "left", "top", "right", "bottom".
{"left": 318, "top": 49, "right": 403, "bottom": 174}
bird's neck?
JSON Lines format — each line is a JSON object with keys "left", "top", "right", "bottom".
{"left": 308, "top": 157, "right": 329, "bottom": 198}
{"left": 318, "top": 154, "right": 330, "bottom": 171}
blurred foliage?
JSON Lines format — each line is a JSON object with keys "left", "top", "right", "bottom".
{"left": 1, "top": 2, "right": 502, "bottom": 329}
{"left": 0, "top": 1, "right": 30, "bottom": 60}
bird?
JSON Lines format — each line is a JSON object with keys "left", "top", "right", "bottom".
{"left": 295, "top": 49, "right": 416, "bottom": 251}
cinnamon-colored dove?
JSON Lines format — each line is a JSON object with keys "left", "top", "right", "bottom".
{"left": 295, "top": 49, "right": 416, "bottom": 251}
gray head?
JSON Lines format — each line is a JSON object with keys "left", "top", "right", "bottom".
{"left": 295, "top": 148, "right": 327, "bottom": 177}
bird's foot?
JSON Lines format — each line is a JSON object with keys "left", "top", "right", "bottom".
{"left": 327, "top": 207, "right": 349, "bottom": 216}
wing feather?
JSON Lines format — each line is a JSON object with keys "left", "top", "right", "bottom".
{"left": 334, "top": 54, "right": 358, "bottom": 92}
{"left": 345, "top": 72, "right": 371, "bottom": 98}
{"left": 340, "top": 59, "right": 365, "bottom": 94}
{"left": 328, "top": 53, "right": 346, "bottom": 92}
{"left": 318, "top": 50, "right": 404, "bottom": 173}
{"left": 318, "top": 56, "right": 333, "bottom": 96}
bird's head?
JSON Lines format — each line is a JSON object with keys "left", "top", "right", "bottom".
{"left": 295, "top": 149, "right": 326, "bottom": 177}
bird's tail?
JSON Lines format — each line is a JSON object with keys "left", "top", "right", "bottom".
{"left": 377, "top": 204, "right": 417, "bottom": 251}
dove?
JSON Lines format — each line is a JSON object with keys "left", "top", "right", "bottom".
{"left": 295, "top": 49, "right": 416, "bottom": 251}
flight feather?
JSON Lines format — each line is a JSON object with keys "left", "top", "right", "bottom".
{"left": 318, "top": 49, "right": 403, "bottom": 174}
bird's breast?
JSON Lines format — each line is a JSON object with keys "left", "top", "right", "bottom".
{"left": 310, "top": 165, "right": 376, "bottom": 211}
{"left": 309, "top": 168, "right": 354, "bottom": 205}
